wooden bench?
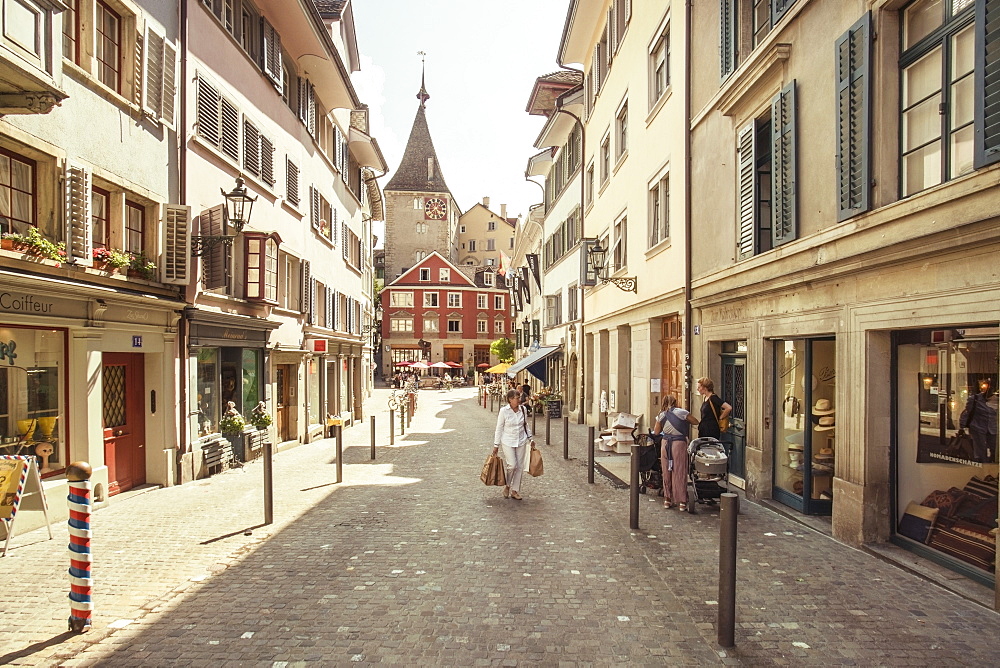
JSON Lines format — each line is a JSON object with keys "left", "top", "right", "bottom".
{"left": 195, "top": 434, "right": 235, "bottom": 474}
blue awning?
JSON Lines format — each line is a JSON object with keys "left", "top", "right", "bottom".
{"left": 506, "top": 345, "right": 562, "bottom": 382}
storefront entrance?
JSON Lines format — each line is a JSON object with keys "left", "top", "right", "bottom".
{"left": 102, "top": 353, "right": 146, "bottom": 495}
{"left": 721, "top": 348, "right": 747, "bottom": 479}
{"left": 773, "top": 338, "right": 836, "bottom": 515}
{"left": 276, "top": 364, "right": 295, "bottom": 442}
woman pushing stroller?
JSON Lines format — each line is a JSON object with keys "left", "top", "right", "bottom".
{"left": 653, "top": 395, "right": 699, "bottom": 511}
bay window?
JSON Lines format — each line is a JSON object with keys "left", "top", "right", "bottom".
{"left": 244, "top": 232, "right": 280, "bottom": 303}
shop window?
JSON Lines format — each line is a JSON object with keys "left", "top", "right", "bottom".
{"left": 0, "top": 326, "right": 67, "bottom": 477}
{"left": 244, "top": 232, "right": 280, "bottom": 303}
{"left": 0, "top": 148, "right": 36, "bottom": 235}
{"left": 307, "top": 357, "right": 320, "bottom": 425}
{"left": 196, "top": 347, "right": 219, "bottom": 435}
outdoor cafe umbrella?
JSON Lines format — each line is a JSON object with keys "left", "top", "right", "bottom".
{"left": 476, "top": 363, "right": 490, "bottom": 369}
{"left": 429, "top": 362, "right": 451, "bottom": 368}
{"left": 394, "top": 361, "right": 413, "bottom": 367}
{"left": 409, "top": 361, "right": 430, "bottom": 370}
{"left": 485, "top": 362, "right": 511, "bottom": 374}
{"left": 446, "top": 361, "right": 463, "bottom": 368}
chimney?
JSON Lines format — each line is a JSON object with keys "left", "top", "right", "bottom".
{"left": 482, "top": 196, "right": 490, "bottom": 209}
{"left": 500, "top": 204, "right": 507, "bottom": 219}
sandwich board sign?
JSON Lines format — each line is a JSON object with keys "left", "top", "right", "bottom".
{"left": 1, "top": 455, "right": 52, "bottom": 555}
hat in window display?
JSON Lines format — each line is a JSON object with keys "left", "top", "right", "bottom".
{"left": 812, "top": 399, "right": 835, "bottom": 415}
{"left": 815, "top": 416, "right": 836, "bottom": 431}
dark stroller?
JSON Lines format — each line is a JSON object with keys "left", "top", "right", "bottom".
{"left": 635, "top": 432, "right": 663, "bottom": 495}
{"left": 683, "top": 437, "right": 729, "bottom": 513}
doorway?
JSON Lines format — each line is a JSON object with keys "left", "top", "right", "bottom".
{"left": 721, "top": 348, "right": 747, "bottom": 479}
{"left": 102, "top": 353, "right": 146, "bottom": 495}
{"left": 275, "top": 364, "right": 296, "bottom": 442}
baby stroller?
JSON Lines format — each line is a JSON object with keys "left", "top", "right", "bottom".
{"left": 634, "top": 432, "right": 663, "bottom": 495}
{"left": 684, "top": 437, "right": 729, "bottom": 513}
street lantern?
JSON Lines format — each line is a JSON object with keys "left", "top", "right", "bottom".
{"left": 522, "top": 317, "right": 531, "bottom": 348}
{"left": 222, "top": 176, "right": 257, "bottom": 235}
{"left": 587, "top": 239, "right": 607, "bottom": 278}
{"left": 586, "top": 236, "right": 637, "bottom": 293}
{"left": 191, "top": 176, "right": 258, "bottom": 257}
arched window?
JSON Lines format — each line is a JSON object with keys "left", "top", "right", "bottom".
{"left": 415, "top": 222, "right": 429, "bottom": 234}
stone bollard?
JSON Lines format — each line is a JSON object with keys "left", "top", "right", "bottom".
{"left": 66, "top": 461, "right": 93, "bottom": 633}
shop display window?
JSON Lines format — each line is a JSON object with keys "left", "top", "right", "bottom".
{"left": 894, "top": 327, "right": 998, "bottom": 582}
{"left": 307, "top": 357, "right": 320, "bottom": 425}
{"left": 196, "top": 347, "right": 219, "bottom": 436}
{"left": 0, "top": 326, "right": 67, "bottom": 476}
{"left": 242, "top": 349, "right": 260, "bottom": 412}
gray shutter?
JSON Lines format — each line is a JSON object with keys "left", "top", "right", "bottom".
{"left": 307, "top": 84, "right": 316, "bottom": 137}
{"left": 143, "top": 28, "right": 164, "bottom": 120}
{"left": 220, "top": 96, "right": 240, "bottom": 161}
{"left": 201, "top": 205, "right": 227, "bottom": 289}
{"left": 243, "top": 118, "right": 260, "bottom": 176}
{"left": 196, "top": 76, "right": 220, "bottom": 145}
{"left": 771, "top": 0, "right": 798, "bottom": 25}
{"left": 325, "top": 287, "right": 334, "bottom": 329}
{"left": 836, "top": 13, "right": 872, "bottom": 221}
{"left": 736, "top": 122, "right": 756, "bottom": 260}
{"left": 260, "top": 135, "right": 274, "bottom": 186}
{"left": 720, "top": 0, "right": 737, "bottom": 80}
{"left": 160, "top": 204, "right": 191, "bottom": 284}
{"left": 343, "top": 223, "right": 349, "bottom": 259}
{"left": 262, "top": 18, "right": 282, "bottom": 88}
{"left": 161, "top": 41, "right": 177, "bottom": 125}
{"left": 975, "top": 0, "right": 1000, "bottom": 168}
{"left": 771, "top": 81, "right": 797, "bottom": 247}
{"left": 308, "top": 277, "right": 316, "bottom": 324}
{"left": 310, "top": 185, "right": 319, "bottom": 230}
{"left": 286, "top": 158, "right": 299, "bottom": 205}
{"left": 64, "top": 161, "right": 93, "bottom": 266}
{"left": 301, "top": 259, "right": 311, "bottom": 314}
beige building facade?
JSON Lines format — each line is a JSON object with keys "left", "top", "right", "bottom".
{"left": 455, "top": 197, "right": 516, "bottom": 269}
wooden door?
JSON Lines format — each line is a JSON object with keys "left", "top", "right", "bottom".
{"left": 660, "top": 317, "right": 684, "bottom": 401}
{"left": 102, "top": 353, "right": 145, "bottom": 495}
{"left": 276, "top": 365, "right": 294, "bottom": 441}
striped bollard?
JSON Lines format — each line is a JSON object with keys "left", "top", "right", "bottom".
{"left": 67, "top": 461, "right": 94, "bottom": 633}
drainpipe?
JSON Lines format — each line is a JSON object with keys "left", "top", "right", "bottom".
{"left": 177, "top": 0, "right": 190, "bottom": 461}
{"left": 684, "top": 1, "right": 693, "bottom": 407}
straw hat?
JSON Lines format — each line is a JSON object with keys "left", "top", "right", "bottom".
{"left": 812, "top": 399, "right": 835, "bottom": 415}
{"left": 815, "top": 416, "right": 836, "bottom": 431}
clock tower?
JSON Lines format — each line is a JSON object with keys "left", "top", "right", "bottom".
{"left": 383, "top": 64, "right": 456, "bottom": 282}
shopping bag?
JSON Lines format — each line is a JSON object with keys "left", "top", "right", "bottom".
{"left": 480, "top": 453, "right": 507, "bottom": 486}
{"left": 528, "top": 445, "right": 544, "bottom": 477}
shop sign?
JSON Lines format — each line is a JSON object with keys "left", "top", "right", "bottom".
{"left": 0, "top": 339, "right": 16, "bottom": 365}
{"left": 0, "top": 292, "right": 54, "bottom": 314}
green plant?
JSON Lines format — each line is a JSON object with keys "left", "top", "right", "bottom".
{"left": 93, "top": 247, "right": 130, "bottom": 268}
{"left": 219, "top": 412, "right": 246, "bottom": 434}
{"left": 128, "top": 251, "right": 157, "bottom": 279}
{"left": 249, "top": 402, "right": 272, "bottom": 430}
{"left": 490, "top": 337, "right": 515, "bottom": 363}
{"left": 5, "top": 227, "right": 66, "bottom": 262}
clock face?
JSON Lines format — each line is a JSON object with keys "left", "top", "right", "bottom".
{"left": 424, "top": 197, "right": 447, "bottom": 220}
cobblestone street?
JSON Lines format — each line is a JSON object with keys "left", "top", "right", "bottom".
{"left": 1, "top": 387, "right": 998, "bottom": 666}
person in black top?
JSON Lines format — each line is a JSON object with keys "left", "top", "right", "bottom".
{"left": 696, "top": 377, "right": 732, "bottom": 439}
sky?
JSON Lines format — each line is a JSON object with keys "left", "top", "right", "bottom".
{"left": 350, "top": 1, "right": 572, "bottom": 242}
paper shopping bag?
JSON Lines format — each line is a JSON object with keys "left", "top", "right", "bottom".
{"left": 528, "top": 445, "right": 544, "bottom": 477}
{"left": 481, "top": 452, "right": 507, "bottom": 486}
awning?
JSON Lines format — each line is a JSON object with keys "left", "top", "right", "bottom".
{"left": 506, "top": 346, "right": 562, "bottom": 382}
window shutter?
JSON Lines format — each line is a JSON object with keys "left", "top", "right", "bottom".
{"left": 307, "top": 84, "right": 316, "bottom": 137}
{"left": 334, "top": 126, "right": 343, "bottom": 172}
{"left": 161, "top": 41, "right": 177, "bottom": 125}
{"left": 64, "top": 161, "right": 93, "bottom": 266}
{"left": 260, "top": 135, "right": 274, "bottom": 186}
{"left": 297, "top": 77, "right": 308, "bottom": 123}
{"left": 592, "top": 46, "right": 600, "bottom": 96}
{"left": 625, "top": 0, "right": 631, "bottom": 23}
{"left": 286, "top": 158, "right": 299, "bottom": 206}
{"left": 143, "top": 28, "right": 164, "bottom": 120}
{"left": 325, "top": 287, "right": 334, "bottom": 329}
{"left": 975, "top": 0, "right": 1000, "bottom": 168}
{"left": 262, "top": 18, "right": 282, "bottom": 88}
{"left": 196, "top": 76, "right": 220, "bottom": 145}
{"left": 308, "top": 276, "right": 316, "bottom": 324}
{"left": 836, "top": 13, "right": 872, "bottom": 221}
{"left": 720, "top": 0, "right": 737, "bottom": 80}
{"left": 220, "top": 96, "right": 240, "bottom": 161}
{"left": 343, "top": 223, "right": 349, "bottom": 259}
{"left": 160, "top": 204, "right": 191, "bottom": 284}
{"left": 200, "top": 205, "right": 227, "bottom": 289}
{"left": 736, "top": 122, "right": 756, "bottom": 260}
{"left": 772, "top": 0, "right": 798, "bottom": 25}
{"left": 301, "top": 259, "right": 311, "bottom": 315}
{"left": 310, "top": 185, "right": 319, "bottom": 230}
{"left": 771, "top": 81, "right": 797, "bottom": 247}
{"left": 610, "top": 4, "right": 618, "bottom": 54}
{"left": 134, "top": 27, "right": 144, "bottom": 107}
{"left": 243, "top": 118, "right": 261, "bottom": 176}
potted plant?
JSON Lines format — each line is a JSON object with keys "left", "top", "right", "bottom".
{"left": 2, "top": 227, "right": 66, "bottom": 263}
{"left": 1, "top": 232, "right": 30, "bottom": 252}
{"left": 92, "top": 247, "right": 130, "bottom": 272}
{"left": 248, "top": 401, "right": 272, "bottom": 431}
{"left": 533, "top": 387, "right": 563, "bottom": 416}
{"left": 127, "top": 251, "right": 157, "bottom": 280}
{"left": 219, "top": 411, "right": 247, "bottom": 435}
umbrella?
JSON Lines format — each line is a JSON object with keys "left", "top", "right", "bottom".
{"left": 409, "top": 361, "right": 430, "bottom": 370}
{"left": 485, "top": 362, "right": 511, "bottom": 374}
{"left": 446, "top": 361, "right": 463, "bottom": 368}
{"left": 476, "top": 363, "right": 490, "bottom": 369}
{"left": 429, "top": 362, "right": 451, "bottom": 369}
{"left": 394, "top": 361, "right": 412, "bottom": 367}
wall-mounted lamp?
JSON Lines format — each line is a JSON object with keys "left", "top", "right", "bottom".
{"left": 587, "top": 238, "right": 637, "bottom": 293}
{"left": 192, "top": 176, "right": 258, "bottom": 257}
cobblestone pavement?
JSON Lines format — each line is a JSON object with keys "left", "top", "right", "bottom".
{"left": 1, "top": 387, "right": 998, "bottom": 666}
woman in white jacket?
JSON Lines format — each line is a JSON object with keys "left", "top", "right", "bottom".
{"left": 493, "top": 389, "right": 534, "bottom": 500}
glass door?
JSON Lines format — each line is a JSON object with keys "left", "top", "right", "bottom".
{"left": 773, "top": 338, "right": 836, "bottom": 515}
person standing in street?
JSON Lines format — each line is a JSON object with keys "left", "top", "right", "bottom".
{"left": 653, "top": 395, "right": 700, "bottom": 510}
{"left": 493, "top": 389, "right": 534, "bottom": 500}
{"left": 696, "top": 377, "right": 732, "bottom": 439}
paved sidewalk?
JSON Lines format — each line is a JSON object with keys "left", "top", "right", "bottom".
{"left": 0, "top": 387, "right": 996, "bottom": 666}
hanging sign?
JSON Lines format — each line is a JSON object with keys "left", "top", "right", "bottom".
{"left": 512, "top": 277, "right": 523, "bottom": 312}
{"left": 520, "top": 267, "right": 531, "bottom": 304}
{"left": 526, "top": 254, "right": 542, "bottom": 291}
{"left": 1, "top": 455, "right": 52, "bottom": 555}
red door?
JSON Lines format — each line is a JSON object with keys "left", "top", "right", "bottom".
{"left": 102, "top": 353, "right": 146, "bottom": 495}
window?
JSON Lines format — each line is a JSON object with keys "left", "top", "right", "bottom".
{"left": 447, "top": 292, "right": 462, "bottom": 308}
{"left": 415, "top": 250, "right": 427, "bottom": 261}
{"left": 286, "top": 159, "right": 299, "bottom": 206}
{"left": 495, "top": 319, "right": 505, "bottom": 334}
{"left": 509, "top": 237, "right": 514, "bottom": 249}
{"left": 240, "top": 3, "right": 259, "bottom": 61}
{"left": 900, "top": 0, "right": 975, "bottom": 196}
{"left": 567, "top": 284, "right": 579, "bottom": 321}
{"left": 63, "top": 0, "right": 79, "bottom": 63}
{"left": 91, "top": 186, "right": 110, "bottom": 249}
{"left": 468, "top": 239, "right": 477, "bottom": 251}
{"left": 616, "top": 102, "right": 628, "bottom": 160}
{"left": 586, "top": 162, "right": 595, "bottom": 203}
{"left": 737, "top": 82, "right": 797, "bottom": 259}
{"left": 390, "top": 318, "right": 413, "bottom": 332}
{"left": 486, "top": 239, "right": 495, "bottom": 251}
{"left": 423, "top": 317, "right": 439, "bottom": 333}
{"left": 649, "top": 174, "right": 669, "bottom": 247}
{"left": 416, "top": 222, "right": 428, "bottom": 234}
{"left": 488, "top": 220, "right": 496, "bottom": 231}
{"left": 95, "top": 2, "right": 121, "bottom": 92}
{"left": 494, "top": 295, "right": 504, "bottom": 310}
{"left": 125, "top": 200, "right": 144, "bottom": 254}
{"left": 477, "top": 294, "right": 488, "bottom": 309}
{"left": 612, "top": 216, "right": 627, "bottom": 271}
{"left": 413, "top": 197, "right": 422, "bottom": 209}
{"left": 447, "top": 319, "right": 462, "bottom": 333}
{"left": 423, "top": 291, "right": 438, "bottom": 307}
{"left": 546, "top": 293, "right": 563, "bottom": 327}
{"left": 278, "top": 253, "right": 300, "bottom": 310}
{"left": 484, "top": 272, "right": 495, "bottom": 287}
{"left": 721, "top": 1, "right": 799, "bottom": 80}
{"left": 600, "top": 134, "right": 611, "bottom": 184}
{"left": 389, "top": 291, "right": 413, "bottom": 307}
{"left": 244, "top": 232, "right": 279, "bottom": 303}
{"left": 459, "top": 224, "right": 466, "bottom": 233}
{"left": 485, "top": 258, "right": 495, "bottom": 266}
{"left": 0, "top": 148, "right": 36, "bottom": 235}
{"left": 650, "top": 22, "right": 670, "bottom": 106}
{"left": 419, "top": 268, "right": 430, "bottom": 281}
{"left": 439, "top": 268, "right": 450, "bottom": 282}
{"left": 477, "top": 319, "right": 488, "bottom": 333}
{"left": 308, "top": 186, "right": 333, "bottom": 242}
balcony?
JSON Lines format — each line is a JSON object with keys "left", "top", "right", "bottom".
{"left": 0, "top": 0, "right": 69, "bottom": 115}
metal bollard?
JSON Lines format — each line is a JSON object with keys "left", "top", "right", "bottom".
{"left": 718, "top": 492, "right": 739, "bottom": 648}
{"left": 263, "top": 441, "right": 274, "bottom": 525}
{"left": 400, "top": 405, "right": 405, "bottom": 435}
{"left": 389, "top": 409, "right": 395, "bottom": 445}
{"left": 532, "top": 409, "right": 537, "bottom": 436}
{"left": 545, "top": 412, "right": 551, "bottom": 445}
{"left": 588, "top": 426, "right": 595, "bottom": 484}
{"left": 629, "top": 444, "right": 640, "bottom": 530}
{"left": 335, "top": 425, "right": 343, "bottom": 483}
{"left": 370, "top": 416, "right": 376, "bottom": 460}
{"left": 66, "top": 461, "right": 93, "bottom": 634}
{"left": 563, "top": 416, "right": 569, "bottom": 460}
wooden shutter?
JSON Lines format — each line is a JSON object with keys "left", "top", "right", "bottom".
{"left": 975, "top": 0, "right": 1000, "bottom": 168}
{"left": 772, "top": 0, "right": 798, "bottom": 25}
{"left": 836, "top": 13, "right": 871, "bottom": 221}
{"left": 331, "top": 208, "right": 338, "bottom": 246}
{"left": 161, "top": 41, "right": 176, "bottom": 125}
{"left": 262, "top": 18, "right": 282, "bottom": 88}
{"left": 301, "top": 259, "right": 311, "bottom": 315}
{"left": 309, "top": 185, "right": 320, "bottom": 230}
{"left": 592, "top": 45, "right": 600, "bottom": 96}
{"left": 342, "top": 223, "right": 349, "bottom": 259}
{"left": 297, "top": 77, "right": 308, "bottom": 123}
{"left": 325, "top": 287, "right": 334, "bottom": 329}
{"left": 771, "top": 81, "right": 797, "bottom": 247}
{"left": 64, "top": 161, "right": 93, "bottom": 266}
{"left": 220, "top": 96, "right": 239, "bottom": 161}
{"left": 307, "top": 84, "right": 316, "bottom": 137}
{"left": 196, "top": 76, "right": 220, "bottom": 145}
{"left": 243, "top": 118, "right": 261, "bottom": 176}
{"left": 200, "top": 205, "right": 227, "bottom": 289}
{"left": 720, "top": 0, "right": 737, "bottom": 80}
{"left": 143, "top": 28, "right": 164, "bottom": 120}
{"left": 625, "top": 0, "right": 631, "bottom": 23}
{"left": 610, "top": 4, "right": 618, "bottom": 54}
{"left": 160, "top": 204, "right": 191, "bottom": 284}
{"left": 286, "top": 158, "right": 299, "bottom": 205}
{"left": 736, "top": 122, "right": 756, "bottom": 260}
{"left": 133, "top": 26, "right": 144, "bottom": 107}
{"left": 260, "top": 135, "right": 274, "bottom": 186}
{"left": 308, "top": 276, "right": 316, "bottom": 324}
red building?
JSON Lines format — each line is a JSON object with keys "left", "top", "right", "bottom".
{"left": 381, "top": 251, "right": 511, "bottom": 378}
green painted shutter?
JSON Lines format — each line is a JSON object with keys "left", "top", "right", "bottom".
{"left": 836, "top": 13, "right": 872, "bottom": 220}
{"left": 720, "top": 0, "right": 737, "bottom": 80}
{"left": 975, "top": 0, "right": 1000, "bottom": 167}
{"left": 736, "top": 122, "right": 756, "bottom": 260}
{"left": 772, "top": 0, "right": 798, "bottom": 25}
{"left": 771, "top": 81, "right": 797, "bottom": 247}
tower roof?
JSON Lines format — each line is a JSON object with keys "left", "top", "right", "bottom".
{"left": 385, "top": 72, "right": 450, "bottom": 193}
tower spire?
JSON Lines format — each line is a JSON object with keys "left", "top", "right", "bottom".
{"left": 416, "top": 51, "right": 430, "bottom": 106}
